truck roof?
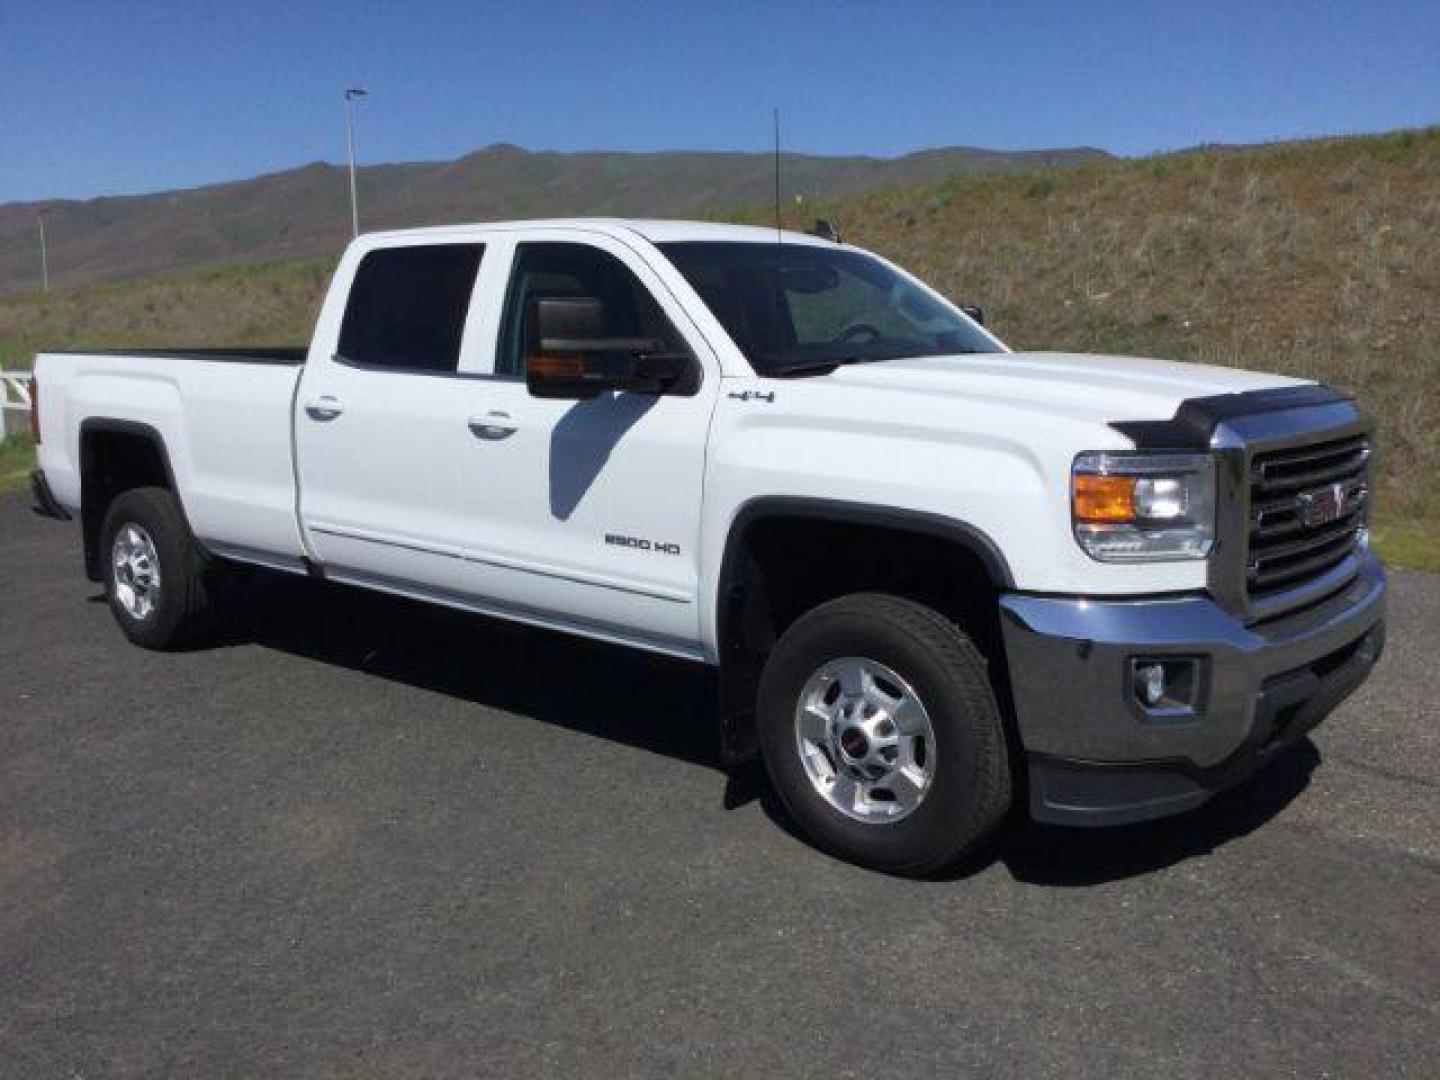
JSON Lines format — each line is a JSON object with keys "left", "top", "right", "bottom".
{"left": 362, "top": 217, "right": 838, "bottom": 247}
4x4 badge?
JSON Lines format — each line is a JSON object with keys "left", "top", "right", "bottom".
{"left": 728, "top": 390, "right": 775, "bottom": 403}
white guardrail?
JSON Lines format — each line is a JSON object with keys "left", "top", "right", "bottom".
{"left": 2, "top": 370, "right": 34, "bottom": 439}
{"left": 1, "top": 370, "right": 33, "bottom": 411}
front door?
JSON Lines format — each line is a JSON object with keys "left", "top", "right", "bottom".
{"left": 455, "top": 234, "right": 718, "bottom": 653}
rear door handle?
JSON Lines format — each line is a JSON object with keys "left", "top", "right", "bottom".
{"left": 468, "top": 412, "right": 517, "bottom": 441}
{"left": 304, "top": 396, "right": 344, "bottom": 421}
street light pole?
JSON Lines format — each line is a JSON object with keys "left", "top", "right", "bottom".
{"left": 344, "top": 87, "right": 368, "bottom": 237}
{"left": 38, "top": 211, "right": 50, "bottom": 293}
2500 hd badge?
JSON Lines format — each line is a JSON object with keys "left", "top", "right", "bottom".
{"left": 605, "top": 533, "right": 682, "bottom": 556}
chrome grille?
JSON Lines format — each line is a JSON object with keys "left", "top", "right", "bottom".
{"left": 1246, "top": 434, "right": 1369, "bottom": 598}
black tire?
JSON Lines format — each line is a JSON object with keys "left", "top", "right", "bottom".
{"left": 757, "top": 593, "right": 1013, "bottom": 876}
{"left": 100, "top": 486, "right": 215, "bottom": 650}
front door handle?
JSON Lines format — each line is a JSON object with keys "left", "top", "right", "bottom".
{"left": 468, "top": 412, "right": 517, "bottom": 441}
{"left": 304, "top": 396, "right": 345, "bottom": 422}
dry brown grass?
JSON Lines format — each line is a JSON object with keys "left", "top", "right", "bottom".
{"left": 0, "top": 258, "right": 332, "bottom": 370}
{"left": 2, "top": 128, "right": 1436, "bottom": 566}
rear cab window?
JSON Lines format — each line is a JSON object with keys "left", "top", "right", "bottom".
{"left": 338, "top": 244, "right": 485, "bottom": 373}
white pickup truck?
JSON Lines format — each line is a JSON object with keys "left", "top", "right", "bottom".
{"left": 29, "top": 218, "right": 1386, "bottom": 874}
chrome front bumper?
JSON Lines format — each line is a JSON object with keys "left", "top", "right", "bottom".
{"left": 998, "top": 550, "right": 1387, "bottom": 826}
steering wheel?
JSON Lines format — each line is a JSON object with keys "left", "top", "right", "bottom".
{"left": 832, "top": 322, "right": 883, "bottom": 344}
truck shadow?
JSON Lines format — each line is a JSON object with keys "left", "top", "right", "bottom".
{"left": 222, "top": 570, "right": 1319, "bottom": 887}
{"left": 223, "top": 570, "right": 720, "bottom": 769}
{"left": 739, "top": 740, "right": 1319, "bottom": 886}
{"left": 990, "top": 740, "right": 1320, "bottom": 886}
{"left": 548, "top": 392, "right": 657, "bottom": 521}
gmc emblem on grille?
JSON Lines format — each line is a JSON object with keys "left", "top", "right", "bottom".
{"left": 1296, "top": 482, "right": 1362, "bottom": 527}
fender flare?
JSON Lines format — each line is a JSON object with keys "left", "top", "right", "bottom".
{"left": 78, "top": 418, "right": 196, "bottom": 580}
{"left": 716, "top": 496, "right": 1014, "bottom": 605}
{"left": 711, "top": 496, "right": 1014, "bottom": 765}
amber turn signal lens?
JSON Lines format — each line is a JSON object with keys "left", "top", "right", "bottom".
{"left": 1073, "top": 473, "right": 1137, "bottom": 523}
{"left": 528, "top": 354, "right": 586, "bottom": 378}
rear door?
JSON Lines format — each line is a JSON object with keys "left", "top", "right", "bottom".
{"left": 294, "top": 240, "right": 492, "bottom": 594}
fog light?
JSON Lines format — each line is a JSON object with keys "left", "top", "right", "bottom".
{"left": 1136, "top": 663, "right": 1166, "bottom": 706}
{"left": 1129, "top": 657, "right": 1204, "bottom": 720}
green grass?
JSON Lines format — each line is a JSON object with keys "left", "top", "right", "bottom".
{"left": 0, "top": 434, "right": 36, "bottom": 495}
{"left": 1370, "top": 520, "right": 1440, "bottom": 574}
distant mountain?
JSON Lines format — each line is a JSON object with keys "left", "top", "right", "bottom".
{"left": 0, "top": 143, "right": 1110, "bottom": 294}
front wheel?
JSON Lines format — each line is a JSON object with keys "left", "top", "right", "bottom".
{"left": 757, "top": 593, "right": 1013, "bottom": 875}
{"left": 100, "top": 487, "right": 216, "bottom": 650}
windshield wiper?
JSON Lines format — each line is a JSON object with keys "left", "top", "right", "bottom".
{"left": 770, "top": 347, "right": 990, "bottom": 376}
{"left": 772, "top": 353, "right": 929, "bottom": 377}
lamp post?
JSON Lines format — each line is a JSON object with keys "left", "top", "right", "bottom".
{"left": 38, "top": 209, "right": 50, "bottom": 293}
{"left": 344, "top": 86, "right": 368, "bottom": 237}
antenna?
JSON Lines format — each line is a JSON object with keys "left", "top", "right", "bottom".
{"left": 773, "top": 107, "right": 782, "bottom": 244}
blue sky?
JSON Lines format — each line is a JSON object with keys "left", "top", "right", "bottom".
{"left": 2, "top": 0, "right": 1437, "bottom": 204}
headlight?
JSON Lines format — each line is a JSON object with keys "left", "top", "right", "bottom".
{"left": 1072, "top": 452, "right": 1216, "bottom": 562}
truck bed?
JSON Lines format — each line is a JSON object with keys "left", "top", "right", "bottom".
{"left": 35, "top": 347, "right": 309, "bottom": 569}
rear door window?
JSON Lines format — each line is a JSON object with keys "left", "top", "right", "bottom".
{"left": 338, "top": 244, "right": 484, "bottom": 372}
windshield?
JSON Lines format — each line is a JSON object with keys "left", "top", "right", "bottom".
{"left": 658, "top": 241, "right": 999, "bottom": 376}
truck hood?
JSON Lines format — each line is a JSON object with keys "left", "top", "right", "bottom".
{"left": 823, "top": 351, "right": 1309, "bottom": 426}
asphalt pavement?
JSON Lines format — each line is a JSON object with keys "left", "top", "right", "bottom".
{"left": 2, "top": 494, "right": 1436, "bottom": 1078}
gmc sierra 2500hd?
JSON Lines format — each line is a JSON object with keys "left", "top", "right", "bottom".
{"left": 29, "top": 219, "right": 1386, "bottom": 874}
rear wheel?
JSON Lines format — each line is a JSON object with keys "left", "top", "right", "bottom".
{"left": 757, "top": 593, "right": 1012, "bottom": 875}
{"left": 100, "top": 487, "right": 215, "bottom": 650}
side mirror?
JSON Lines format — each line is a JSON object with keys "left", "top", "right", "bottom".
{"left": 960, "top": 304, "right": 985, "bottom": 327}
{"left": 525, "top": 296, "right": 698, "bottom": 399}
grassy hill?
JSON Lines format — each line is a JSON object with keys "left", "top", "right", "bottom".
{"left": 0, "top": 144, "right": 1107, "bottom": 295}
{"left": 754, "top": 127, "right": 1440, "bottom": 569}
{"left": 1, "top": 127, "right": 1435, "bottom": 568}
